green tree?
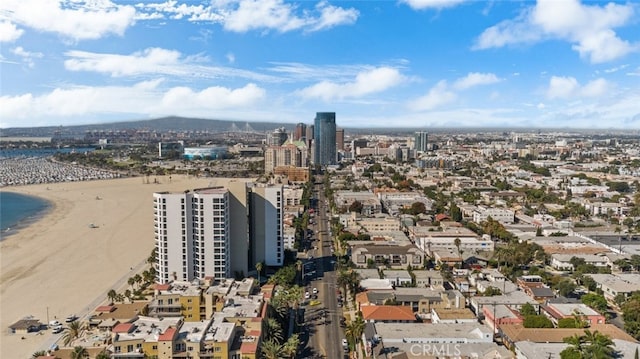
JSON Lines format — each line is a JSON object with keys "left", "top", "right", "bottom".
{"left": 95, "top": 350, "right": 111, "bottom": 359}
{"left": 520, "top": 303, "right": 537, "bottom": 316}
{"left": 622, "top": 293, "right": 640, "bottom": 339}
{"left": 345, "top": 314, "right": 365, "bottom": 350}
{"left": 482, "top": 287, "right": 502, "bottom": 296}
{"left": 282, "top": 333, "right": 300, "bottom": 358}
{"left": 107, "top": 289, "right": 117, "bottom": 303}
{"left": 555, "top": 278, "right": 577, "bottom": 297}
{"left": 260, "top": 339, "right": 284, "bottom": 359}
{"left": 408, "top": 201, "right": 427, "bottom": 215}
{"left": 454, "top": 237, "right": 462, "bottom": 259}
{"left": 263, "top": 317, "right": 283, "bottom": 343}
{"left": 561, "top": 333, "right": 586, "bottom": 359}
{"left": 583, "top": 329, "right": 617, "bottom": 358}
{"left": 31, "top": 351, "right": 47, "bottom": 359}
{"left": 70, "top": 346, "right": 88, "bottom": 359}
{"left": 256, "top": 262, "right": 263, "bottom": 284}
{"left": 62, "top": 321, "right": 84, "bottom": 346}
{"left": 581, "top": 293, "right": 608, "bottom": 313}
{"left": 450, "top": 202, "right": 462, "bottom": 221}
{"left": 523, "top": 315, "right": 554, "bottom": 328}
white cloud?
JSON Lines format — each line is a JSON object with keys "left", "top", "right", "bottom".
{"left": 10, "top": 46, "right": 43, "bottom": 68}
{"left": 63, "top": 48, "right": 280, "bottom": 82}
{"left": 474, "top": 0, "right": 637, "bottom": 63}
{"left": 298, "top": 67, "right": 406, "bottom": 101}
{"left": 307, "top": 1, "right": 358, "bottom": 32}
{"left": 546, "top": 76, "right": 610, "bottom": 99}
{"left": 400, "top": 0, "right": 467, "bottom": 10}
{"left": 226, "top": 53, "right": 236, "bottom": 64}
{"left": 453, "top": 72, "right": 501, "bottom": 90}
{"left": 604, "top": 64, "right": 628, "bottom": 73}
{"left": 136, "top": 0, "right": 358, "bottom": 33}
{"left": 2, "top": 0, "right": 137, "bottom": 41}
{"left": 162, "top": 83, "right": 265, "bottom": 110}
{"left": 408, "top": 80, "right": 456, "bottom": 111}
{"left": 65, "top": 48, "right": 181, "bottom": 76}
{"left": 0, "top": 81, "right": 266, "bottom": 127}
{"left": 0, "top": 21, "right": 24, "bottom": 42}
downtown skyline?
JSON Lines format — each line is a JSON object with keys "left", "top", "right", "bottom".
{"left": 1, "top": 0, "right": 639, "bottom": 129}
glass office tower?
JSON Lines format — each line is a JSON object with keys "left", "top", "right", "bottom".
{"left": 313, "top": 112, "right": 337, "bottom": 166}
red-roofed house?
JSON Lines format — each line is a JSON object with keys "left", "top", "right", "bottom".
{"left": 361, "top": 305, "right": 416, "bottom": 323}
{"left": 158, "top": 327, "right": 177, "bottom": 341}
{"left": 112, "top": 323, "right": 134, "bottom": 334}
{"left": 95, "top": 305, "right": 115, "bottom": 313}
{"left": 154, "top": 283, "right": 171, "bottom": 291}
{"left": 157, "top": 327, "right": 177, "bottom": 358}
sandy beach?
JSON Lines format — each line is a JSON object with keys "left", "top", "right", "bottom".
{"left": 0, "top": 175, "right": 234, "bottom": 358}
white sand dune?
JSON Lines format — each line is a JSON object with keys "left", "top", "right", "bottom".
{"left": 0, "top": 175, "right": 233, "bottom": 358}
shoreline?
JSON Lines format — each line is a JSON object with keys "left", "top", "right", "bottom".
{"left": 0, "top": 175, "right": 232, "bottom": 358}
{"left": 0, "top": 193, "right": 54, "bottom": 241}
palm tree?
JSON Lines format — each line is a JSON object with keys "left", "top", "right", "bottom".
{"left": 70, "top": 346, "right": 88, "bottom": 359}
{"left": 62, "top": 321, "right": 84, "bottom": 346}
{"left": 260, "top": 339, "right": 283, "bottom": 359}
{"left": 256, "top": 262, "right": 263, "bottom": 284}
{"left": 583, "top": 330, "right": 616, "bottom": 358}
{"left": 31, "top": 350, "right": 47, "bottom": 358}
{"left": 95, "top": 350, "right": 111, "bottom": 359}
{"left": 107, "top": 289, "right": 117, "bottom": 303}
{"left": 127, "top": 277, "right": 135, "bottom": 290}
{"left": 561, "top": 330, "right": 617, "bottom": 359}
{"left": 282, "top": 333, "right": 300, "bottom": 358}
{"left": 263, "top": 317, "right": 283, "bottom": 343}
{"left": 295, "top": 260, "right": 303, "bottom": 284}
{"left": 134, "top": 274, "right": 142, "bottom": 288}
{"left": 345, "top": 314, "right": 366, "bottom": 351}
{"left": 561, "top": 333, "right": 586, "bottom": 358}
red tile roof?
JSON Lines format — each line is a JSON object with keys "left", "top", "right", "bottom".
{"left": 361, "top": 305, "right": 416, "bottom": 322}
{"left": 112, "top": 323, "right": 134, "bottom": 333}
{"left": 95, "top": 305, "right": 115, "bottom": 312}
{"left": 158, "top": 327, "right": 177, "bottom": 341}
{"left": 240, "top": 341, "right": 258, "bottom": 353}
{"left": 155, "top": 284, "right": 171, "bottom": 291}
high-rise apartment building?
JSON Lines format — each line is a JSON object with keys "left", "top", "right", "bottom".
{"left": 155, "top": 183, "right": 284, "bottom": 284}
{"left": 414, "top": 131, "right": 429, "bottom": 153}
{"left": 314, "top": 112, "right": 337, "bottom": 166}
{"left": 154, "top": 188, "right": 230, "bottom": 284}
{"left": 264, "top": 143, "right": 307, "bottom": 174}
{"left": 251, "top": 185, "right": 284, "bottom": 267}
{"left": 294, "top": 123, "right": 307, "bottom": 141}
{"left": 336, "top": 128, "right": 345, "bottom": 151}
{"left": 267, "top": 127, "right": 288, "bottom": 146}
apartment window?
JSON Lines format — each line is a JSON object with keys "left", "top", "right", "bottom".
{"left": 127, "top": 345, "right": 133, "bottom": 352}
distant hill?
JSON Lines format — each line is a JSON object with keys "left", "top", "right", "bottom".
{"left": 1, "top": 116, "right": 298, "bottom": 137}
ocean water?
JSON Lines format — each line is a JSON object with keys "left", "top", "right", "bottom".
{"left": 0, "top": 147, "right": 95, "bottom": 159}
{"left": 0, "top": 192, "right": 50, "bottom": 237}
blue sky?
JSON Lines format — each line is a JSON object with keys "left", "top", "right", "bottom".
{"left": 1, "top": 0, "right": 639, "bottom": 129}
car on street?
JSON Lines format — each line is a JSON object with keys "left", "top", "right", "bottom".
{"left": 312, "top": 287, "right": 318, "bottom": 294}
{"left": 305, "top": 292, "right": 311, "bottom": 299}
{"left": 65, "top": 314, "right": 78, "bottom": 323}
{"left": 52, "top": 325, "right": 64, "bottom": 334}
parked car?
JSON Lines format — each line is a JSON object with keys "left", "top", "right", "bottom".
{"left": 65, "top": 314, "right": 78, "bottom": 323}
{"left": 49, "top": 320, "right": 61, "bottom": 328}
